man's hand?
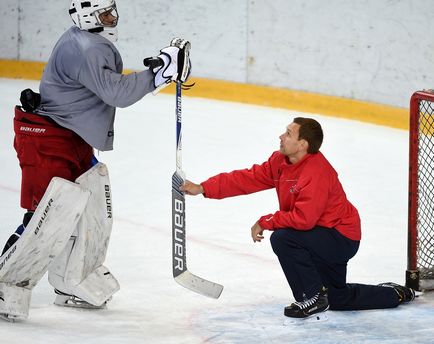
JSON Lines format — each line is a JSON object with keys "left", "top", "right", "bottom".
{"left": 251, "top": 221, "right": 265, "bottom": 243}
{"left": 180, "top": 180, "right": 204, "bottom": 196}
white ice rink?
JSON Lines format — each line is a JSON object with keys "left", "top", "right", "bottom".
{"left": 0, "top": 78, "right": 433, "bottom": 343}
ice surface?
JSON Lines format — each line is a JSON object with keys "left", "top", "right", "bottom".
{"left": 0, "top": 78, "right": 432, "bottom": 344}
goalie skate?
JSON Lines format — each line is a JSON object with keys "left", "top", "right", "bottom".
{"left": 0, "top": 313, "right": 19, "bottom": 323}
{"left": 54, "top": 289, "right": 109, "bottom": 309}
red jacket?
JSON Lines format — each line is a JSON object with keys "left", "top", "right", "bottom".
{"left": 201, "top": 151, "right": 361, "bottom": 241}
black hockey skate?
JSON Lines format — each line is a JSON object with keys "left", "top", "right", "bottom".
{"left": 284, "top": 286, "right": 329, "bottom": 318}
{"left": 378, "top": 282, "right": 415, "bottom": 303}
{"left": 54, "top": 289, "right": 109, "bottom": 309}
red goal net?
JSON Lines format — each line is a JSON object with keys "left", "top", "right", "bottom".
{"left": 406, "top": 90, "right": 434, "bottom": 291}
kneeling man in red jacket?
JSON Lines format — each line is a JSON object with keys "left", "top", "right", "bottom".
{"left": 181, "top": 117, "right": 415, "bottom": 319}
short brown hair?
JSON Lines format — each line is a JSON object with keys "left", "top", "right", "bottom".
{"left": 293, "top": 117, "right": 323, "bottom": 153}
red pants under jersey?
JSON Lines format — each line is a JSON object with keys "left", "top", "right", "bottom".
{"left": 13, "top": 106, "right": 93, "bottom": 211}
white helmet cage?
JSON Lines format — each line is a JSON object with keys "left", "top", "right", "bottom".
{"left": 69, "top": 0, "right": 119, "bottom": 31}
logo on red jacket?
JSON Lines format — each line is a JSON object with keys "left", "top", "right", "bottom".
{"left": 289, "top": 181, "right": 299, "bottom": 194}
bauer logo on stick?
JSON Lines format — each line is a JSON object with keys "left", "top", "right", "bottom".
{"left": 173, "top": 197, "right": 185, "bottom": 272}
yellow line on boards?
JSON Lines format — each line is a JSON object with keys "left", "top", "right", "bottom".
{"left": 0, "top": 59, "right": 408, "bottom": 130}
{"left": 0, "top": 59, "right": 46, "bottom": 81}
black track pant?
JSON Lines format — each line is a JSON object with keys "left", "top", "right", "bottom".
{"left": 270, "top": 226, "right": 399, "bottom": 310}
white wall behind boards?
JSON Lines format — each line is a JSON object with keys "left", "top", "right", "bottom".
{"left": 1, "top": 0, "right": 19, "bottom": 59}
{"left": 1, "top": 0, "right": 433, "bottom": 108}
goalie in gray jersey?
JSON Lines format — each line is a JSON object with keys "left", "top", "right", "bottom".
{"left": 38, "top": 0, "right": 190, "bottom": 151}
{"left": 0, "top": 0, "right": 191, "bottom": 321}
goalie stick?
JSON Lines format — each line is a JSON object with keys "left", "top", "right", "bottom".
{"left": 172, "top": 80, "right": 224, "bottom": 299}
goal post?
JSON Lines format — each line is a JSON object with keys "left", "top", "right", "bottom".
{"left": 406, "top": 90, "right": 434, "bottom": 291}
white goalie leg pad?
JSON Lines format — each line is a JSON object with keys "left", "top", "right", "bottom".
{"left": 69, "top": 265, "right": 118, "bottom": 306}
{"left": 48, "top": 163, "right": 120, "bottom": 306}
{"left": 0, "top": 177, "right": 90, "bottom": 320}
{"left": 0, "top": 283, "right": 31, "bottom": 321}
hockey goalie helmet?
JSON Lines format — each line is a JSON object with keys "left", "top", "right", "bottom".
{"left": 69, "top": 0, "right": 119, "bottom": 42}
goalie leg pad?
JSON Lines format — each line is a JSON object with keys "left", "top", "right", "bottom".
{"left": 0, "top": 283, "right": 32, "bottom": 321}
{"left": 0, "top": 177, "right": 90, "bottom": 320}
{"left": 0, "top": 177, "right": 91, "bottom": 284}
{"left": 48, "top": 163, "right": 120, "bottom": 306}
{"left": 55, "top": 265, "right": 119, "bottom": 307}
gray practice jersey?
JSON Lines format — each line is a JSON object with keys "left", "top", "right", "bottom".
{"left": 37, "top": 26, "right": 155, "bottom": 151}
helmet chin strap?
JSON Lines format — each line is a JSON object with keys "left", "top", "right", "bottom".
{"left": 97, "top": 27, "right": 118, "bottom": 42}
{"left": 88, "top": 27, "right": 118, "bottom": 43}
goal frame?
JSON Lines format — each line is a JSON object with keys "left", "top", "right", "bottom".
{"left": 406, "top": 90, "right": 434, "bottom": 291}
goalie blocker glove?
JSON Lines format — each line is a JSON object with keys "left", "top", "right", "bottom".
{"left": 144, "top": 38, "right": 192, "bottom": 92}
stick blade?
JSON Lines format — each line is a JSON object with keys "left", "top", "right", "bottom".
{"left": 175, "top": 271, "right": 224, "bottom": 299}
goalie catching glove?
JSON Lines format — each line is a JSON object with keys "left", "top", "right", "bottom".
{"left": 144, "top": 38, "right": 192, "bottom": 92}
